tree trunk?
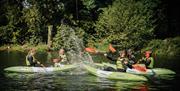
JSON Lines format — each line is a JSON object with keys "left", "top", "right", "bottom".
{"left": 47, "top": 25, "right": 53, "bottom": 49}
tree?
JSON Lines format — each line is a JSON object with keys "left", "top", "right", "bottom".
{"left": 22, "top": 4, "right": 43, "bottom": 44}
{"left": 0, "top": 0, "right": 24, "bottom": 44}
{"left": 95, "top": 0, "right": 158, "bottom": 49}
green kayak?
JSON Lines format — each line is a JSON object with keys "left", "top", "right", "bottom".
{"left": 4, "top": 64, "right": 77, "bottom": 73}
{"left": 95, "top": 63, "right": 176, "bottom": 76}
{"left": 83, "top": 64, "right": 147, "bottom": 81}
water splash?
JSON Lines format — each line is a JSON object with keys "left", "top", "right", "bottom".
{"left": 59, "top": 25, "right": 93, "bottom": 65}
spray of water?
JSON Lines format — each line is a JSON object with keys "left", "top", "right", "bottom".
{"left": 59, "top": 25, "right": 94, "bottom": 74}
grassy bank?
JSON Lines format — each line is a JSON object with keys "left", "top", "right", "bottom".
{"left": 0, "top": 44, "right": 48, "bottom": 52}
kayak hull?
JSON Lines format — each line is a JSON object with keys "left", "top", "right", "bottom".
{"left": 84, "top": 64, "right": 147, "bottom": 81}
{"left": 4, "top": 64, "right": 77, "bottom": 73}
{"left": 95, "top": 63, "right": 176, "bottom": 76}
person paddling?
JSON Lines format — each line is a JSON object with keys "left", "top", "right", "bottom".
{"left": 26, "top": 48, "right": 45, "bottom": 67}
{"left": 53, "top": 58, "right": 62, "bottom": 67}
{"left": 138, "top": 50, "right": 154, "bottom": 69}
{"left": 58, "top": 48, "right": 68, "bottom": 64}
{"left": 116, "top": 50, "right": 129, "bottom": 72}
{"left": 53, "top": 48, "right": 68, "bottom": 67}
{"left": 127, "top": 49, "right": 136, "bottom": 68}
{"left": 104, "top": 43, "right": 119, "bottom": 61}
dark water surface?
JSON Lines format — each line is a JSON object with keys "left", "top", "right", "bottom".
{"left": 0, "top": 51, "right": 180, "bottom": 91}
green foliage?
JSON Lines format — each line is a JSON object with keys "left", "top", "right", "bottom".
{"left": 0, "top": 25, "right": 14, "bottom": 44}
{"left": 95, "top": 0, "right": 157, "bottom": 49}
{"left": 35, "top": 0, "right": 64, "bottom": 24}
{"left": 35, "top": 44, "right": 48, "bottom": 52}
{"left": 0, "top": 0, "right": 179, "bottom": 59}
{"left": 75, "top": 0, "right": 100, "bottom": 47}
{"left": 22, "top": 5, "right": 43, "bottom": 45}
{"left": 82, "top": 0, "right": 96, "bottom": 10}
{"left": 94, "top": 39, "right": 109, "bottom": 52}
{"left": 143, "top": 37, "right": 180, "bottom": 57}
{"left": 0, "top": 0, "right": 24, "bottom": 44}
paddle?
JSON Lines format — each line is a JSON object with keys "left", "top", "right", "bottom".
{"left": 85, "top": 47, "right": 97, "bottom": 53}
{"left": 36, "top": 60, "right": 45, "bottom": 67}
{"left": 132, "top": 64, "right": 147, "bottom": 72}
{"left": 108, "top": 44, "right": 116, "bottom": 53}
{"left": 36, "top": 60, "right": 48, "bottom": 73}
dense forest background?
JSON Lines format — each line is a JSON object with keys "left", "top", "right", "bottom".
{"left": 0, "top": 0, "right": 179, "bottom": 56}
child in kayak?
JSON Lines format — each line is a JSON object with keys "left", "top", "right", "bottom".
{"left": 58, "top": 48, "right": 68, "bottom": 64}
{"left": 138, "top": 50, "right": 154, "bottom": 69}
{"left": 127, "top": 49, "right": 136, "bottom": 68}
{"left": 53, "top": 58, "right": 62, "bottom": 67}
{"left": 53, "top": 48, "right": 68, "bottom": 67}
{"left": 26, "top": 48, "right": 44, "bottom": 67}
{"left": 116, "top": 50, "right": 129, "bottom": 72}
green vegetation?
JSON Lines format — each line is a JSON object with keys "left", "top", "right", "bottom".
{"left": 0, "top": 0, "right": 179, "bottom": 57}
{"left": 143, "top": 37, "right": 180, "bottom": 57}
{"left": 95, "top": 0, "right": 155, "bottom": 49}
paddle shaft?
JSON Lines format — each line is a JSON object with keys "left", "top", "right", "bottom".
{"left": 36, "top": 60, "right": 48, "bottom": 72}
{"left": 36, "top": 60, "right": 45, "bottom": 67}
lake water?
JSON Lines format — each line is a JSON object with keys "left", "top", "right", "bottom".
{"left": 0, "top": 51, "right": 179, "bottom": 91}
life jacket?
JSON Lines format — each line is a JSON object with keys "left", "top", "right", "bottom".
{"left": 59, "top": 54, "right": 67, "bottom": 63}
{"left": 144, "top": 51, "right": 154, "bottom": 68}
{"left": 142, "top": 57, "right": 154, "bottom": 68}
{"left": 116, "top": 57, "right": 128, "bottom": 70}
{"left": 116, "top": 58, "right": 123, "bottom": 69}
{"left": 147, "top": 57, "right": 154, "bottom": 68}
{"left": 26, "top": 55, "right": 36, "bottom": 66}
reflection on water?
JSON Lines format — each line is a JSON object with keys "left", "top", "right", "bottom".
{"left": 2, "top": 72, "right": 147, "bottom": 91}
{"left": 0, "top": 51, "right": 179, "bottom": 91}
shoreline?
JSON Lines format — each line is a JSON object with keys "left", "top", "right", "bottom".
{"left": 0, "top": 44, "right": 49, "bottom": 52}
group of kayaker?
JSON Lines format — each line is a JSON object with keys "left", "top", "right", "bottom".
{"left": 25, "top": 48, "right": 68, "bottom": 67}
{"left": 104, "top": 44, "right": 154, "bottom": 72}
{"left": 25, "top": 43, "right": 154, "bottom": 72}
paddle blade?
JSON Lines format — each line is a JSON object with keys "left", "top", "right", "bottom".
{"left": 108, "top": 44, "right": 116, "bottom": 53}
{"left": 132, "top": 64, "right": 147, "bottom": 72}
{"left": 85, "top": 47, "right": 96, "bottom": 53}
